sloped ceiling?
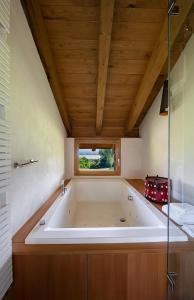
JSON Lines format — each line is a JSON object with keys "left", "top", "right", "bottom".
{"left": 22, "top": 0, "right": 194, "bottom": 137}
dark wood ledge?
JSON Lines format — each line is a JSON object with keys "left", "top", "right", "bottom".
{"left": 126, "top": 179, "right": 164, "bottom": 212}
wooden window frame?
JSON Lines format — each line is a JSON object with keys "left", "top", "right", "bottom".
{"left": 74, "top": 138, "right": 121, "bottom": 176}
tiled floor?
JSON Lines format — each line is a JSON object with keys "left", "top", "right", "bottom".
{"left": 73, "top": 202, "right": 131, "bottom": 227}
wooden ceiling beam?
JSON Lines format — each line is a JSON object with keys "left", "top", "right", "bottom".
{"left": 96, "top": 0, "right": 115, "bottom": 135}
{"left": 21, "top": 0, "right": 71, "bottom": 135}
{"left": 125, "top": 0, "right": 194, "bottom": 134}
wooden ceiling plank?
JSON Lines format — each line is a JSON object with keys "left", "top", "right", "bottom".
{"left": 125, "top": 0, "right": 194, "bottom": 134}
{"left": 39, "top": 0, "right": 99, "bottom": 6}
{"left": 41, "top": 6, "right": 99, "bottom": 21}
{"left": 45, "top": 20, "right": 98, "bottom": 40}
{"left": 114, "top": 8, "right": 166, "bottom": 23}
{"left": 21, "top": 0, "right": 71, "bottom": 134}
{"left": 96, "top": 0, "right": 115, "bottom": 135}
{"left": 112, "top": 22, "right": 162, "bottom": 41}
{"left": 115, "top": 0, "right": 167, "bottom": 9}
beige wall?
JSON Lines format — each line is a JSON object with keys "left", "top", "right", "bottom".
{"left": 9, "top": 0, "right": 67, "bottom": 235}
{"left": 140, "top": 89, "right": 168, "bottom": 178}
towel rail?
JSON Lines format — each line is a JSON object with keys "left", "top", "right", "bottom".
{"left": 14, "top": 159, "right": 39, "bottom": 169}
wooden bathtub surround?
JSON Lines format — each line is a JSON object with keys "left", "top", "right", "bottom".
{"left": 11, "top": 178, "right": 194, "bottom": 300}
{"left": 74, "top": 138, "right": 121, "bottom": 176}
{"left": 11, "top": 177, "right": 168, "bottom": 300}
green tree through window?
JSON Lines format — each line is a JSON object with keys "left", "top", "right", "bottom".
{"left": 79, "top": 149, "right": 115, "bottom": 170}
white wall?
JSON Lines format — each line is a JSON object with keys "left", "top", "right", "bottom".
{"left": 8, "top": 0, "right": 67, "bottom": 235}
{"left": 140, "top": 33, "right": 194, "bottom": 204}
{"left": 170, "top": 33, "right": 194, "bottom": 204}
{"left": 121, "top": 138, "right": 144, "bottom": 178}
{"left": 65, "top": 138, "right": 144, "bottom": 179}
{"left": 140, "top": 89, "right": 168, "bottom": 178}
{"left": 65, "top": 138, "right": 74, "bottom": 178}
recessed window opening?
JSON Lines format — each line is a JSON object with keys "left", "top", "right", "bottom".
{"left": 74, "top": 139, "right": 121, "bottom": 176}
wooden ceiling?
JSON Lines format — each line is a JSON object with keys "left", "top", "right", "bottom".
{"left": 21, "top": 0, "right": 194, "bottom": 137}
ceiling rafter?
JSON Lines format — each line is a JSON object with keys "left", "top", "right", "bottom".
{"left": 21, "top": 0, "right": 71, "bottom": 135}
{"left": 96, "top": 0, "right": 115, "bottom": 135}
{"left": 125, "top": 0, "right": 194, "bottom": 134}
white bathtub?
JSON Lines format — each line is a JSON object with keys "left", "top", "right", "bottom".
{"left": 25, "top": 178, "right": 187, "bottom": 244}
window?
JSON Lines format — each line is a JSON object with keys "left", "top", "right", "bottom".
{"left": 74, "top": 138, "right": 121, "bottom": 176}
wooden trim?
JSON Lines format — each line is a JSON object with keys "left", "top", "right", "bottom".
{"left": 125, "top": 0, "right": 194, "bottom": 133}
{"left": 21, "top": 0, "right": 71, "bottom": 134}
{"left": 96, "top": 0, "right": 115, "bottom": 135}
{"left": 74, "top": 138, "right": 121, "bottom": 176}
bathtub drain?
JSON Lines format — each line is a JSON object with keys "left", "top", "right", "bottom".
{"left": 120, "top": 218, "right": 126, "bottom": 223}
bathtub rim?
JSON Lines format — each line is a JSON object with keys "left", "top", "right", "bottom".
{"left": 24, "top": 177, "right": 188, "bottom": 244}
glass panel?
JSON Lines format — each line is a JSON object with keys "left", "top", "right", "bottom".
{"left": 168, "top": 1, "right": 194, "bottom": 299}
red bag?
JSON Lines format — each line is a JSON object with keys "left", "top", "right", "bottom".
{"left": 144, "top": 175, "right": 168, "bottom": 203}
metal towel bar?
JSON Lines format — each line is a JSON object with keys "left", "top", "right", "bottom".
{"left": 14, "top": 159, "right": 39, "bottom": 169}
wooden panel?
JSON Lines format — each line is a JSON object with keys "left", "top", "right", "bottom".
{"left": 63, "top": 84, "right": 97, "bottom": 98}
{"left": 42, "top": 6, "right": 166, "bottom": 23}
{"left": 114, "top": 8, "right": 165, "bottom": 23}
{"left": 104, "top": 109, "right": 129, "bottom": 119}
{"left": 71, "top": 120, "right": 96, "bottom": 127}
{"left": 72, "top": 126, "right": 97, "bottom": 137}
{"left": 101, "top": 127, "right": 125, "bottom": 137}
{"left": 115, "top": 0, "right": 168, "bottom": 9}
{"left": 110, "top": 49, "right": 151, "bottom": 60}
{"left": 111, "top": 40, "right": 155, "bottom": 52}
{"left": 88, "top": 254, "right": 128, "bottom": 300}
{"left": 96, "top": 0, "right": 115, "bottom": 134}
{"left": 41, "top": 6, "right": 99, "bottom": 21}
{"left": 39, "top": 0, "right": 99, "bottom": 6}
{"left": 56, "top": 59, "right": 97, "bottom": 74}
{"left": 59, "top": 73, "right": 97, "bottom": 84}
{"left": 68, "top": 105, "right": 96, "bottom": 114}
{"left": 26, "top": 0, "right": 171, "bottom": 138}
{"left": 105, "top": 98, "right": 133, "bottom": 107}
{"left": 49, "top": 39, "right": 98, "bottom": 51}
{"left": 10, "top": 250, "right": 167, "bottom": 300}
{"left": 88, "top": 252, "right": 166, "bottom": 300}
{"left": 107, "top": 74, "right": 142, "bottom": 85}
{"left": 66, "top": 98, "right": 96, "bottom": 107}
{"left": 39, "top": 0, "right": 167, "bottom": 8}
{"left": 50, "top": 48, "right": 98, "bottom": 60}
{"left": 127, "top": 253, "right": 167, "bottom": 300}
{"left": 112, "top": 22, "right": 162, "bottom": 41}
{"left": 12, "top": 254, "right": 87, "bottom": 300}
{"left": 73, "top": 127, "right": 126, "bottom": 137}
{"left": 103, "top": 120, "right": 126, "bottom": 127}
{"left": 109, "top": 59, "right": 147, "bottom": 75}
{"left": 45, "top": 20, "right": 98, "bottom": 40}
{"left": 106, "top": 84, "right": 137, "bottom": 98}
